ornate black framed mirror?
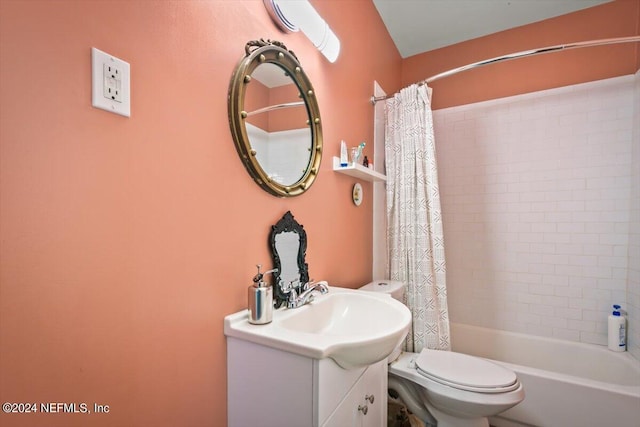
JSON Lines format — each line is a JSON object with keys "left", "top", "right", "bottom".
{"left": 269, "top": 211, "right": 309, "bottom": 308}
{"left": 228, "top": 39, "right": 323, "bottom": 197}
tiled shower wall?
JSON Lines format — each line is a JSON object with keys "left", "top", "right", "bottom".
{"left": 433, "top": 75, "right": 637, "bottom": 353}
{"left": 629, "top": 71, "right": 640, "bottom": 360}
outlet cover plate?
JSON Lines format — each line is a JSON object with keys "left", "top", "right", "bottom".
{"left": 91, "top": 47, "right": 130, "bottom": 117}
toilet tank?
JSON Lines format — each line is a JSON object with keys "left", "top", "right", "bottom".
{"left": 359, "top": 280, "right": 405, "bottom": 302}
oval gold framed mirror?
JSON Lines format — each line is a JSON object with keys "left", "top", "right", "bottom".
{"left": 228, "top": 39, "right": 323, "bottom": 197}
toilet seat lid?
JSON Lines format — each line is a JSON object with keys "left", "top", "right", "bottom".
{"left": 415, "top": 349, "right": 519, "bottom": 393}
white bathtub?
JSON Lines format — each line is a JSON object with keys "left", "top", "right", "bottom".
{"left": 450, "top": 323, "right": 640, "bottom": 427}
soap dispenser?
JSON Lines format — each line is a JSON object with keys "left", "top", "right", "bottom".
{"left": 248, "top": 264, "right": 277, "bottom": 325}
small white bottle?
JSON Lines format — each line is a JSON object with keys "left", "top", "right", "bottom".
{"left": 607, "top": 304, "right": 626, "bottom": 352}
{"left": 339, "top": 140, "right": 348, "bottom": 167}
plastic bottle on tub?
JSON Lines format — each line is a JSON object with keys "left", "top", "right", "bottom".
{"left": 607, "top": 304, "right": 626, "bottom": 352}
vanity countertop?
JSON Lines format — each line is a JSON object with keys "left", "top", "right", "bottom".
{"left": 224, "top": 286, "right": 410, "bottom": 369}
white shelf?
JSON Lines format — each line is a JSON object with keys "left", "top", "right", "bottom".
{"left": 332, "top": 157, "right": 386, "bottom": 182}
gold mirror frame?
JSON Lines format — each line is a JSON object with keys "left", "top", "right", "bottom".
{"left": 228, "top": 39, "right": 323, "bottom": 197}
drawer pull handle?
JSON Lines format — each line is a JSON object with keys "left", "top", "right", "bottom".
{"left": 358, "top": 404, "right": 368, "bottom": 415}
{"left": 365, "top": 394, "right": 375, "bottom": 404}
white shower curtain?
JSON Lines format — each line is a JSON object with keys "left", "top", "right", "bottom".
{"left": 385, "top": 84, "right": 450, "bottom": 352}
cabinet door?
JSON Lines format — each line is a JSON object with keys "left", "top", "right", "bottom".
{"left": 323, "top": 360, "right": 386, "bottom": 427}
{"left": 360, "top": 361, "right": 386, "bottom": 427}
{"left": 322, "top": 380, "right": 365, "bottom": 427}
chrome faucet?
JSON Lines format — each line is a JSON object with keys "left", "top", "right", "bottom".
{"left": 284, "top": 280, "right": 329, "bottom": 309}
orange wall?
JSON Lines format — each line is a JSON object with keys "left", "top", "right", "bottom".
{"left": 403, "top": 0, "right": 640, "bottom": 110}
{"left": 0, "top": 1, "right": 401, "bottom": 426}
{"left": 2, "top": 1, "right": 638, "bottom": 426}
{"left": 245, "top": 79, "right": 270, "bottom": 131}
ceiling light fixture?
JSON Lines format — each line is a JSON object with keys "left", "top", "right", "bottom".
{"left": 263, "top": 0, "right": 340, "bottom": 63}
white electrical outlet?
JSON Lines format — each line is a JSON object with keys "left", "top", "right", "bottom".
{"left": 103, "top": 63, "right": 122, "bottom": 102}
{"left": 91, "top": 47, "right": 130, "bottom": 117}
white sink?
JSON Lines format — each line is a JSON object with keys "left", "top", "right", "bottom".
{"left": 224, "top": 286, "right": 411, "bottom": 369}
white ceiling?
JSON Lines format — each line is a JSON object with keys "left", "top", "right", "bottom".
{"left": 372, "top": 0, "right": 611, "bottom": 58}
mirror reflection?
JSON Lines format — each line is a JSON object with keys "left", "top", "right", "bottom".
{"left": 244, "top": 63, "right": 312, "bottom": 186}
{"left": 275, "top": 231, "right": 302, "bottom": 286}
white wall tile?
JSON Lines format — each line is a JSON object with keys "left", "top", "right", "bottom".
{"left": 435, "top": 75, "right": 636, "bottom": 350}
{"left": 628, "top": 70, "right": 640, "bottom": 360}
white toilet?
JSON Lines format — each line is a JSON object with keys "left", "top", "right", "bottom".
{"left": 359, "top": 280, "right": 524, "bottom": 427}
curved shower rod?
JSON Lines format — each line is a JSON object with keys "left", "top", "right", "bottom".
{"left": 371, "top": 35, "right": 640, "bottom": 104}
{"left": 246, "top": 101, "right": 304, "bottom": 117}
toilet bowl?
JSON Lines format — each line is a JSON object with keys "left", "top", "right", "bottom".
{"left": 359, "top": 281, "right": 525, "bottom": 427}
{"left": 390, "top": 350, "right": 524, "bottom": 427}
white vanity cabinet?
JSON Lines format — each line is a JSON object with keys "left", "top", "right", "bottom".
{"left": 227, "top": 337, "right": 387, "bottom": 427}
